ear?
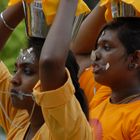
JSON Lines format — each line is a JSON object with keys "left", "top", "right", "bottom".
{"left": 135, "top": 50, "right": 140, "bottom": 59}
{"left": 128, "top": 51, "right": 140, "bottom": 70}
{"left": 132, "top": 50, "right": 140, "bottom": 68}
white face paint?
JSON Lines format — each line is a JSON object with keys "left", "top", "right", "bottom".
{"left": 90, "top": 50, "right": 96, "bottom": 61}
{"left": 17, "top": 48, "right": 36, "bottom": 64}
{"left": 91, "top": 50, "right": 110, "bottom": 71}
{"left": 105, "top": 62, "right": 110, "bottom": 70}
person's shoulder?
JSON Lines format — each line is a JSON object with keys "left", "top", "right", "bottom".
{"left": 89, "top": 86, "right": 111, "bottom": 106}
{"left": 0, "top": 61, "right": 12, "bottom": 82}
{"left": 79, "top": 66, "right": 102, "bottom": 92}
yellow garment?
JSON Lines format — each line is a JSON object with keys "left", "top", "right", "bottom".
{"left": 79, "top": 66, "right": 111, "bottom": 110}
{"left": 0, "top": 63, "right": 93, "bottom": 139}
{"left": 8, "top": 0, "right": 90, "bottom": 24}
{"left": 0, "top": 61, "right": 17, "bottom": 133}
{"left": 89, "top": 86, "right": 111, "bottom": 109}
{"left": 33, "top": 68, "right": 93, "bottom": 140}
{"left": 100, "top": 0, "right": 140, "bottom": 22}
{"left": 79, "top": 66, "right": 102, "bottom": 106}
{"left": 89, "top": 91, "right": 140, "bottom": 139}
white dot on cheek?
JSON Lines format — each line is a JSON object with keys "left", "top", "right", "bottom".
{"left": 23, "top": 56, "right": 26, "bottom": 60}
{"left": 91, "top": 51, "right": 96, "bottom": 61}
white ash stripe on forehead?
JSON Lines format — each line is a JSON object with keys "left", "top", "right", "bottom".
{"left": 17, "top": 47, "right": 36, "bottom": 64}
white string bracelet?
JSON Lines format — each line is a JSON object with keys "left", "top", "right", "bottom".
{"left": 0, "top": 12, "right": 14, "bottom": 31}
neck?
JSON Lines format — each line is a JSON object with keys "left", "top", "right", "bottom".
{"left": 27, "top": 103, "right": 44, "bottom": 129}
{"left": 110, "top": 86, "right": 140, "bottom": 104}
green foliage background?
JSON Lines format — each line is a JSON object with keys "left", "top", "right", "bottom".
{"left": 0, "top": 0, "right": 27, "bottom": 73}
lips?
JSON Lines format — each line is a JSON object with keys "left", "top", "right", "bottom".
{"left": 92, "top": 63, "right": 104, "bottom": 74}
{"left": 10, "top": 89, "right": 19, "bottom": 96}
{"left": 92, "top": 62, "right": 99, "bottom": 72}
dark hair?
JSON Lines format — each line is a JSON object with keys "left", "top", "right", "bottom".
{"left": 96, "top": 17, "right": 140, "bottom": 54}
{"left": 65, "top": 50, "right": 89, "bottom": 120}
{"left": 27, "top": 37, "right": 89, "bottom": 120}
{"left": 28, "top": 37, "right": 45, "bottom": 60}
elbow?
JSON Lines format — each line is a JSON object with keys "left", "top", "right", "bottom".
{"left": 39, "top": 55, "right": 64, "bottom": 73}
{"left": 39, "top": 56, "right": 56, "bottom": 71}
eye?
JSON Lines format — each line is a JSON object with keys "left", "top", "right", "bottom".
{"left": 23, "top": 67, "right": 34, "bottom": 76}
{"left": 103, "top": 45, "right": 111, "bottom": 51}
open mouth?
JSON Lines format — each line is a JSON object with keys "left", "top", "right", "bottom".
{"left": 92, "top": 63, "right": 102, "bottom": 74}
{"left": 10, "top": 89, "right": 24, "bottom": 100}
{"left": 10, "top": 89, "right": 34, "bottom": 100}
{"left": 92, "top": 62, "right": 109, "bottom": 74}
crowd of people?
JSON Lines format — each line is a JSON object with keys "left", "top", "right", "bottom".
{"left": 0, "top": 0, "right": 140, "bottom": 139}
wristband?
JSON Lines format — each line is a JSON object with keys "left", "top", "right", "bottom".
{"left": 0, "top": 12, "right": 14, "bottom": 31}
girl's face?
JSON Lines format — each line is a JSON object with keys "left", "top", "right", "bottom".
{"left": 91, "top": 29, "right": 131, "bottom": 87}
{"left": 10, "top": 48, "right": 39, "bottom": 109}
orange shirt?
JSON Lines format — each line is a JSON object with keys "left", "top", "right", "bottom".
{"left": 90, "top": 94, "right": 140, "bottom": 140}
{"left": 79, "top": 66, "right": 140, "bottom": 139}
{"left": 79, "top": 67, "right": 102, "bottom": 104}
{"left": 79, "top": 67, "right": 111, "bottom": 109}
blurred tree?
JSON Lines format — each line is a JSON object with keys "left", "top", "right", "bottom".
{"left": 0, "top": 0, "right": 27, "bottom": 73}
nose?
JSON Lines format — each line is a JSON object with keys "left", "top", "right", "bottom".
{"left": 90, "top": 50, "right": 101, "bottom": 61}
{"left": 11, "top": 73, "right": 21, "bottom": 86}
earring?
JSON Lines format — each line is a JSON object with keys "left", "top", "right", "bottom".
{"left": 128, "top": 63, "right": 138, "bottom": 70}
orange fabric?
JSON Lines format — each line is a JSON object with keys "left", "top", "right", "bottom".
{"left": 79, "top": 66, "right": 112, "bottom": 109}
{"left": 79, "top": 67, "right": 102, "bottom": 104}
{"left": 33, "top": 68, "right": 93, "bottom": 140}
{"left": 90, "top": 96, "right": 140, "bottom": 139}
{"left": 0, "top": 64, "right": 92, "bottom": 139}
{"left": 0, "top": 61, "right": 18, "bottom": 133}
{"left": 89, "top": 86, "right": 111, "bottom": 109}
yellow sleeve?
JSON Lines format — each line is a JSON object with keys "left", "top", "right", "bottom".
{"left": 0, "top": 61, "right": 17, "bottom": 133}
{"left": 33, "top": 68, "right": 93, "bottom": 140}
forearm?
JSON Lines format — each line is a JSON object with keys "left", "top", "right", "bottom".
{"left": 40, "top": 0, "right": 78, "bottom": 90}
{"left": 71, "top": 3, "right": 106, "bottom": 54}
{"left": 0, "top": 2, "right": 24, "bottom": 50}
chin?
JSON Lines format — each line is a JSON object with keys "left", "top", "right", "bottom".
{"left": 94, "top": 75, "right": 110, "bottom": 86}
{"left": 10, "top": 95, "right": 25, "bottom": 109}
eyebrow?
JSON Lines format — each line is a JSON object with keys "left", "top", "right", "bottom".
{"left": 97, "top": 39, "right": 109, "bottom": 44}
{"left": 15, "top": 62, "right": 35, "bottom": 68}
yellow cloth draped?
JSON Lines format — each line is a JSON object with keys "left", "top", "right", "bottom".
{"left": 8, "top": 0, "right": 90, "bottom": 24}
{"left": 100, "top": 0, "right": 140, "bottom": 22}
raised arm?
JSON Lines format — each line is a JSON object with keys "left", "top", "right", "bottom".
{"left": 0, "top": 2, "right": 24, "bottom": 50}
{"left": 69, "top": 3, "right": 106, "bottom": 76}
{"left": 40, "top": 0, "right": 78, "bottom": 90}
{"left": 37, "top": 1, "right": 93, "bottom": 139}
{"left": 71, "top": 3, "right": 106, "bottom": 54}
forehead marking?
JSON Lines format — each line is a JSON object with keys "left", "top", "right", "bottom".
{"left": 17, "top": 48, "right": 35, "bottom": 64}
